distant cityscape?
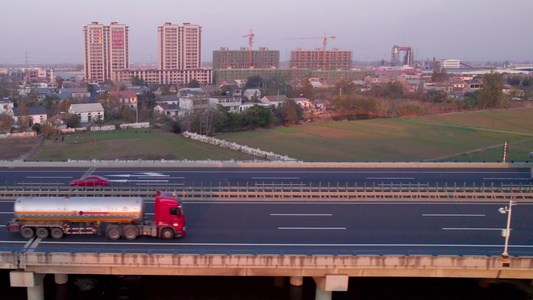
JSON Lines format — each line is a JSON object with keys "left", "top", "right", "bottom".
{"left": 0, "top": 21, "right": 532, "bottom": 138}
{"left": 1, "top": 21, "right": 532, "bottom": 87}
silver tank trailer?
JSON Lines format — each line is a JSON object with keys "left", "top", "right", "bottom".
{"left": 14, "top": 196, "right": 145, "bottom": 222}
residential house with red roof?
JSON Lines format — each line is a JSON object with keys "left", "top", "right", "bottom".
{"left": 109, "top": 90, "right": 137, "bottom": 109}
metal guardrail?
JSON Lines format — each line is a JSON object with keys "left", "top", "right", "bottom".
{"left": 2, "top": 247, "right": 533, "bottom": 258}
{"left": 0, "top": 183, "right": 532, "bottom": 200}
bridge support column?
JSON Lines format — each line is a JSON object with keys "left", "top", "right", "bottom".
{"left": 290, "top": 276, "right": 304, "bottom": 286}
{"left": 54, "top": 274, "right": 68, "bottom": 285}
{"left": 313, "top": 274, "right": 349, "bottom": 300}
{"left": 290, "top": 276, "right": 304, "bottom": 300}
{"left": 10, "top": 271, "right": 45, "bottom": 300}
{"left": 54, "top": 274, "right": 69, "bottom": 300}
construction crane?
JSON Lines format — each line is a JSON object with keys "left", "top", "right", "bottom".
{"left": 285, "top": 32, "right": 336, "bottom": 70}
{"left": 242, "top": 29, "right": 254, "bottom": 68}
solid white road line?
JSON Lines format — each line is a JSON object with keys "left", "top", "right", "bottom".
{"left": 423, "top": 214, "right": 486, "bottom": 217}
{"left": 270, "top": 213, "right": 333, "bottom": 217}
{"left": 442, "top": 228, "right": 505, "bottom": 231}
{"left": 366, "top": 177, "right": 416, "bottom": 180}
{"left": 379, "top": 183, "right": 428, "bottom": 186}
{"left": 26, "top": 176, "right": 72, "bottom": 179}
{"left": 37, "top": 241, "right": 533, "bottom": 248}
{"left": 278, "top": 227, "right": 346, "bottom": 230}
{"left": 483, "top": 178, "right": 531, "bottom": 180}
{"left": 255, "top": 183, "right": 306, "bottom": 186}
{"left": 253, "top": 177, "right": 300, "bottom": 180}
{"left": 135, "top": 183, "right": 183, "bottom": 186}
{"left": 17, "top": 182, "right": 66, "bottom": 185}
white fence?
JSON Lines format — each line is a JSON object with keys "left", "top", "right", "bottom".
{"left": 60, "top": 127, "right": 87, "bottom": 134}
{"left": 0, "top": 132, "right": 36, "bottom": 139}
{"left": 120, "top": 122, "right": 150, "bottom": 129}
{"left": 90, "top": 125, "right": 115, "bottom": 132}
{"left": 183, "top": 131, "right": 296, "bottom": 161}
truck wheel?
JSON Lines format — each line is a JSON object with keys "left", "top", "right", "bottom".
{"left": 36, "top": 228, "right": 49, "bottom": 239}
{"left": 51, "top": 228, "right": 64, "bottom": 239}
{"left": 21, "top": 227, "right": 35, "bottom": 239}
{"left": 124, "top": 227, "right": 138, "bottom": 240}
{"left": 107, "top": 228, "right": 121, "bottom": 240}
{"left": 161, "top": 228, "right": 174, "bottom": 240}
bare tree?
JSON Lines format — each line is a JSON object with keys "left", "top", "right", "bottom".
{"left": 0, "top": 112, "right": 14, "bottom": 133}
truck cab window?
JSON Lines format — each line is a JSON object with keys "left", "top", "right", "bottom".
{"left": 170, "top": 207, "right": 180, "bottom": 217}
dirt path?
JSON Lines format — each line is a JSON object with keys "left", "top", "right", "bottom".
{"left": 0, "top": 138, "right": 42, "bottom": 159}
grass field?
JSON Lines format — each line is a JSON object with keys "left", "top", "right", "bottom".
{"left": 31, "top": 129, "right": 257, "bottom": 160}
{"left": 217, "top": 107, "right": 533, "bottom": 161}
{"left": 3, "top": 107, "right": 531, "bottom": 161}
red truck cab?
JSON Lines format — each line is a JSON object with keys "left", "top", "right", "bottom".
{"left": 154, "top": 190, "right": 186, "bottom": 239}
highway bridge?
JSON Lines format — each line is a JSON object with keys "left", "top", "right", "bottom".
{"left": 1, "top": 160, "right": 532, "bottom": 300}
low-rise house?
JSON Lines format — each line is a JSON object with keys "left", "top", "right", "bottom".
{"left": 424, "top": 82, "right": 453, "bottom": 93}
{"left": 0, "top": 98, "right": 14, "bottom": 115}
{"left": 260, "top": 95, "right": 287, "bottom": 108}
{"left": 243, "top": 89, "right": 261, "bottom": 101}
{"left": 154, "top": 103, "right": 180, "bottom": 118}
{"left": 312, "top": 99, "right": 330, "bottom": 111}
{"left": 109, "top": 90, "right": 137, "bottom": 109}
{"left": 210, "top": 97, "right": 242, "bottom": 113}
{"left": 219, "top": 82, "right": 243, "bottom": 97}
{"left": 292, "top": 97, "right": 312, "bottom": 110}
{"left": 238, "top": 102, "right": 270, "bottom": 113}
{"left": 157, "top": 94, "right": 179, "bottom": 105}
{"left": 178, "top": 88, "right": 210, "bottom": 112}
{"left": 48, "top": 114, "right": 67, "bottom": 129}
{"left": 464, "top": 80, "right": 482, "bottom": 90}
{"left": 13, "top": 106, "right": 47, "bottom": 126}
{"left": 61, "top": 88, "right": 90, "bottom": 99}
{"left": 68, "top": 103, "right": 105, "bottom": 124}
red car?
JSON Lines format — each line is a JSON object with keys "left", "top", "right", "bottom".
{"left": 70, "top": 175, "right": 108, "bottom": 187}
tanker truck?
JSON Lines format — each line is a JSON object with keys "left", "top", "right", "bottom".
{"left": 6, "top": 190, "right": 185, "bottom": 240}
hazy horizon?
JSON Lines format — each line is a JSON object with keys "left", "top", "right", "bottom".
{"left": 2, "top": 0, "right": 532, "bottom": 65}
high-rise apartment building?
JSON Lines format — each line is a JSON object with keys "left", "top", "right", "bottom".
{"left": 290, "top": 48, "right": 352, "bottom": 70}
{"left": 213, "top": 47, "right": 279, "bottom": 69}
{"left": 83, "top": 22, "right": 129, "bottom": 83}
{"left": 158, "top": 22, "right": 202, "bottom": 70}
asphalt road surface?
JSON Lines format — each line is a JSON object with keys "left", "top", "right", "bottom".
{"left": 0, "top": 166, "right": 531, "bottom": 188}
{"left": 1, "top": 199, "right": 532, "bottom": 256}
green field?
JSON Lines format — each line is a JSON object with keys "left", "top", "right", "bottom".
{"left": 32, "top": 129, "right": 257, "bottom": 160}
{"left": 29, "top": 107, "right": 533, "bottom": 161}
{"left": 217, "top": 108, "right": 533, "bottom": 161}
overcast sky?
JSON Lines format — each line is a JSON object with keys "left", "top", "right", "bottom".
{"left": 1, "top": 0, "right": 532, "bottom": 65}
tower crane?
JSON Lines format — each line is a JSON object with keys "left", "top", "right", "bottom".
{"left": 285, "top": 32, "right": 335, "bottom": 70}
{"left": 242, "top": 29, "right": 254, "bottom": 68}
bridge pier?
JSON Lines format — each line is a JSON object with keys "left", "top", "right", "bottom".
{"left": 313, "top": 274, "right": 349, "bottom": 300}
{"left": 54, "top": 274, "right": 69, "bottom": 300}
{"left": 290, "top": 276, "right": 304, "bottom": 286}
{"left": 9, "top": 271, "right": 45, "bottom": 300}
